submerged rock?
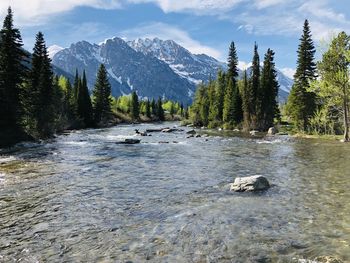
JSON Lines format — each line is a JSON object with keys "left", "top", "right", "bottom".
{"left": 230, "top": 175, "right": 270, "bottom": 192}
{"left": 116, "top": 139, "right": 141, "bottom": 144}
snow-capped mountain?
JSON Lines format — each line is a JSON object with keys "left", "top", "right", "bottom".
{"left": 52, "top": 37, "right": 195, "bottom": 104}
{"left": 48, "top": 45, "right": 64, "bottom": 59}
{"left": 52, "top": 36, "right": 293, "bottom": 104}
{"left": 128, "top": 38, "right": 227, "bottom": 85}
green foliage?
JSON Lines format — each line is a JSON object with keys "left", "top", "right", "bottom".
{"left": 24, "top": 32, "right": 56, "bottom": 138}
{"left": 77, "top": 70, "right": 94, "bottom": 127}
{"left": 157, "top": 97, "right": 165, "bottom": 121}
{"left": 311, "top": 32, "right": 350, "bottom": 140}
{"left": 257, "top": 49, "right": 279, "bottom": 130}
{"left": 92, "top": 64, "right": 112, "bottom": 124}
{"left": 130, "top": 91, "right": 139, "bottom": 120}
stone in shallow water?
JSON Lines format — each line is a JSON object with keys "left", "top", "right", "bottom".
{"left": 230, "top": 175, "right": 270, "bottom": 192}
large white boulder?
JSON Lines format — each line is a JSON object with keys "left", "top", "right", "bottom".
{"left": 230, "top": 175, "right": 270, "bottom": 192}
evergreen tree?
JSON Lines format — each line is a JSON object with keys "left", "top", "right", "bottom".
{"left": 258, "top": 49, "right": 279, "bottom": 130}
{"left": 286, "top": 19, "right": 317, "bottom": 131}
{"left": 92, "top": 64, "right": 112, "bottom": 124}
{"left": 25, "top": 32, "right": 55, "bottom": 138}
{"left": 208, "top": 80, "right": 218, "bottom": 125}
{"left": 250, "top": 43, "right": 260, "bottom": 129}
{"left": 145, "top": 99, "right": 151, "bottom": 118}
{"left": 73, "top": 69, "right": 79, "bottom": 102}
{"left": 169, "top": 101, "right": 176, "bottom": 118}
{"left": 130, "top": 91, "right": 139, "bottom": 120}
{"left": 215, "top": 70, "right": 226, "bottom": 121}
{"left": 157, "top": 97, "right": 165, "bottom": 121}
{"left": 227, "top": 41, "right": 239, "bottom": 80}
{"left": 151, "top": 98, "right": 157, "bottom": 116}
{"left": 0, "top": 7, "right": 28, "bottom": 143}
{"left": 223, "top": 78, "right": 234, "bottom": 124}
{"left": 77, "top": 70, "right": 94, "bottom": 127}
{"left": 224, "top": 41, "right": 243, "bottom": 125}
{"left": 241, "top": 70, "right": 251, "bottom": 130}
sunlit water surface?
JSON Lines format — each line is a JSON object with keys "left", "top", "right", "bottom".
{"left": 0, "top": 122, "right": 349, "bottom": 262}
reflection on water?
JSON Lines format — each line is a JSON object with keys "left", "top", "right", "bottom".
{"left": 0, "top": 123, "right": 349, "bottom": 262}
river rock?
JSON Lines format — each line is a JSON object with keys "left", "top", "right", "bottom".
{"left": 230, "top": 175, "right": 270, "bottom": 192}
{"left": 186, "top": 129, "right": 196, "bottom": 135}
{"left": 195, "top": 134, "right": 201, "bottom": 138}
{"left": 250, "top": 130, "right": 259, "bottom": 136}
{"left": 267, "top": 127, "right": 278, "bottom": 135}
{"left": 146, "top": 128, "right": 168, "bottom": 133}
{"left": 116, "top": 139, "right": 141, "bottom": 144}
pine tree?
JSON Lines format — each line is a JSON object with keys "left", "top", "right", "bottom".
{"left": 250, "top": 43, "right": 260, "bottom": 129}
{"left": 145, "top": 99, "right": 151, "bottom": 118}
{"left": 223, "top": 78, "right": 234, "bottom": 124}
{"left": 215, "top": 70, "right": 226, "bottom": 121}
{"left": 228, "top": 42, "right": 239, "bottom": 80}
{"left": 224, "top": 41, "right": 243, "bottom": 125}
{"left": 77, "top": 70, "right": 94, "bottom": 127}
{"left": 25, "top": 32, "right": 55, "bottom": 138}
{"left": 286, "top": 19, "right": 317, "bottom": 131}
{"left": 157, "top": 97, "right": 165, "bottom": 121}
{"left": 73, "top": 69, "right": 79, "bottom": 103}
{"left": 259, "top": 49, "right": 279, "bottom": 130}
{"left": 130, "top": 91, "right": 139, "bottom": 120}
{"left": 0, "top": 7, "right": 28, "bottom": 144}
{"left": 92, "top": 64, "right": 112, "bottom": 124}
{"left": 208, "top": 80, "right": 218, "bottom": 125}
{"left": 151, "top": 98, "right": 157, "bottom": 116}
{"left": 241, "top": 70, "right": 250, "bottom": 130}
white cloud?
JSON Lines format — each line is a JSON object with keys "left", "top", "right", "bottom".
{"left": 120, "top": 22, "right": 223, "bottom": 60}
{"left": 280, "top": 67, "right": 295, "bottom": 79}
{"left": 254, "top": 0, "right": 284, "bottom": 9}
{"left": 0, "top": 0, "right": 121, "bottom": 25}
{"left": 127, "top": 0, "right": 245, "bottom": 14}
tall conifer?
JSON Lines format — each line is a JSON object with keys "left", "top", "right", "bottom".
{"left": 0, "top": 7, "right": 28, "bottom": 141}
{"left": 286, "top": 19, "right": 317, "bottom": 131}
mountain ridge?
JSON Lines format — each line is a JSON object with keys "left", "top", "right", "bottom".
{"left": 51, "top": 37, "right": 293, "bottom": 103}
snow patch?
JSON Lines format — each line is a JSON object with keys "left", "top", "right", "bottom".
{"left": 107, "top": 68, "right": 122, "bottom": 84}
{"left": 48, "top": 45, "right": 64, "bottom": 58}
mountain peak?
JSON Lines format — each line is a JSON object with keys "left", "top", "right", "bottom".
{"left": 48, "top": 45, "right": 64, "bottom": 59}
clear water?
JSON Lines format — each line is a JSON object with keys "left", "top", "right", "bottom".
{"left": 0, "top": 122, "right": 349, "bottom": 262}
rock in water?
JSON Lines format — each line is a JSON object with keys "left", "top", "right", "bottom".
{"left": 186, "top": 129, "right": 196, "bottom": 135}
{"left": 230, "top": 175, "right": 270, "bottom": 192}
{"left": 116, "top": 139, "right": 141, "bottom": 144}
{"left": 267, "top": 127, "right": 277, "bottom": 135}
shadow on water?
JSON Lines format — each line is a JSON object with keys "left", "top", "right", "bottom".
{"left": 0, "top": 123, "right": 349, "bottom": 262}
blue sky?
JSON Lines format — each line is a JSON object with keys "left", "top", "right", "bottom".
{"left": 1, "top": 0, "right": 349, "bottom": 78}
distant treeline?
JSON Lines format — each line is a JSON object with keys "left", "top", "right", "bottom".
{"left": 189, "top": 42, "right": 279, "bottom": 131}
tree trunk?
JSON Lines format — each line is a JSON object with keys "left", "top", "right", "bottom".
{"left": 343, "top": 92, "right": 349, "bottom": 142}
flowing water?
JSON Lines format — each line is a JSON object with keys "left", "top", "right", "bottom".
{"left": 0, "top": 122, "right": 349, "bottom": 262}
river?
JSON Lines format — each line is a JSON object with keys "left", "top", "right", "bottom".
{"left": 0, "top": 122, "right": 349, "bottom": 262}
